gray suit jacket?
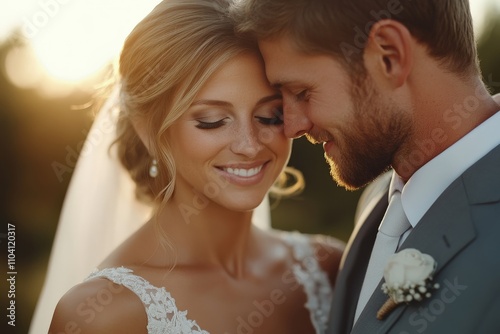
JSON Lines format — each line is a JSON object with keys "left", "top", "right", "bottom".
{"left": 327, "top": 144, "right": 500, "bottom": 334}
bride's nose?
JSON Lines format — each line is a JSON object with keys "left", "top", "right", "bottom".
{"left": 230, "top": 123, "right": 264, "bottom": 158}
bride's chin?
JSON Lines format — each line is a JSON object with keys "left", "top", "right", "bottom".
{"left": 216, "top": 196, "right": 266, "bottom": 213}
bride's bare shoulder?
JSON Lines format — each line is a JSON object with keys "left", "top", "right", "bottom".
{"left": 296, "top": 233, "right": 344, "bottom": 287}
{"left": 49, "top": 278, "right": 147, "bottom": 334}
{"left": 307, "top": 233, "right": 345, "bottom": 280}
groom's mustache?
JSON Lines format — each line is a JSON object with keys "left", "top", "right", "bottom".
{"left": 305, "top": 130, "right": 334, "bottom": 145}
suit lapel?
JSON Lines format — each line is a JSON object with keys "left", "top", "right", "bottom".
{"left": 327, "top": 186, "right": 388, "bottom": 334}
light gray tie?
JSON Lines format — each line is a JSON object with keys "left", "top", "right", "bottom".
{"left": 354, "top": 191, "right": 411, "bottom": 323}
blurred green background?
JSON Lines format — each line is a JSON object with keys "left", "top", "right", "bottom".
{"left": 0, "top": 3, "right": 499, "bottom": 334}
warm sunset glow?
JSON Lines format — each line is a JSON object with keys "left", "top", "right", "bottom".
{"left": 2, "top": 0, "right": 161, "bottom": 95}
{"left": 27, "top": 0, "right": 160, "bottom": 83}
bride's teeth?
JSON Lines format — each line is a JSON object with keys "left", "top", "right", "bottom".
{"left": 224, "top": 165, "right": 263, "bottom": 177}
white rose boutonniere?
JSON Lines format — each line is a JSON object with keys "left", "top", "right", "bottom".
{"left": 377, "top": 248, "right": 440, "bottom": 320}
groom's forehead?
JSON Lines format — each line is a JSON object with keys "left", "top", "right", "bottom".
{"left": 258, "top": 37, "right": 307, "bottom": 83}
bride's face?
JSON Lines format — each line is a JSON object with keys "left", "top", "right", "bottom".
{"left": 167, "top": 52, "right": 291, "bottom": 211}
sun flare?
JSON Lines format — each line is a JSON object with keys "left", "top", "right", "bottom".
{"left": 3, "top": 0, "right": 161, "bottom": 93}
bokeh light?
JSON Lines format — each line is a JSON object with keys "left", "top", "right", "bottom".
{"left": 4, "top": 44, "right": 43, "bottom": 89}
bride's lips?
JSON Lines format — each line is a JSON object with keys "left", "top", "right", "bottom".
{"left": 215, "top": 161, "right": 270, "bottom": 185}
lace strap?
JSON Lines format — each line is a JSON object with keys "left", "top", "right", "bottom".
{"left": 281, "top": 233, "right": 332, "bottom": 334}
{"left": 86, "top": 267, "right": 209, "bottom": 334}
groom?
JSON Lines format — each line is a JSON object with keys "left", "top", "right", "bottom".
{"left": 232, "top": 0, "right": 500, "bottom": 333}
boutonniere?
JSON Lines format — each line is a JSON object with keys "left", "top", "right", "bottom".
{"left": 377, "top": 248, "right": 440, "bottom": 320}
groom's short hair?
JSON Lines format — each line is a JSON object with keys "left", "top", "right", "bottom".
{"left": 231, "top": 0, "right": 479, "bottom": 77}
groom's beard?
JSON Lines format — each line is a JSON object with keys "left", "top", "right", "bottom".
{"left": 322, "top": 80, "right": 412, "bottom": 190}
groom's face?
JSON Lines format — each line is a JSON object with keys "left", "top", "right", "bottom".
{"left": 259, "top": 35, "right": 412, "bottom": 189}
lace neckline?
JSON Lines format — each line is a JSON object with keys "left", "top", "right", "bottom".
{"left": 86, "top": 232, "right": 332, "bottom": 333}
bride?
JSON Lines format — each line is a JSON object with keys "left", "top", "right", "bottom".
{"left": 48, "top": 0, "right": 344, "bottom": 333}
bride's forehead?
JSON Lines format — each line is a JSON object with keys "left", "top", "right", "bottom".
{"left": 193, "top": 55, "right": 276, "bottom": 101}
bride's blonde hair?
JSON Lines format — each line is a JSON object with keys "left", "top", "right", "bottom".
{"left": 115, "top": 0, "right": 303, "bottom": 207}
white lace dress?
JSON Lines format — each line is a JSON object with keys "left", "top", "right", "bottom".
{"left": 86, "top": 233, "right": 332, "bottom": 334}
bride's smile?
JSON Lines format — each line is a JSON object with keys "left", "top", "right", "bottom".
{"left": 216, "top": 160, "right": 268, "bottom": 181}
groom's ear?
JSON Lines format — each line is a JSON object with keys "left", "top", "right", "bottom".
{"left": 363, "top": 19, "right": 414, "bottom": 88}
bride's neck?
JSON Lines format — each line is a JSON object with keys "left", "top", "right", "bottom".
{"left": 152, "top": 198, "right": 257, "bottom": 277}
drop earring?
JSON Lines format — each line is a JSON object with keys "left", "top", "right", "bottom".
{"left": 149, "top": 159, "right": 158, "bottom": 178}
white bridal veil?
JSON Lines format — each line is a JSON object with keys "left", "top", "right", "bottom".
{"left": 29, "top": 86, "right": 271, "bottom": 333}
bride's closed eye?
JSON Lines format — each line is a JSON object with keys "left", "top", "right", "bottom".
{"left": 255, "top": 108, "right": 283, "bottom": 126}
{"left": 294, "top": 89, "right": 309, "bottom": 102}
{"left": 195, "top": 118, "right": 228, "bottom": 129}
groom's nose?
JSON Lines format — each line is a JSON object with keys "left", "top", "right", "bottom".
{"left": 283, "top": 102, "right": 313, "bottom": 139}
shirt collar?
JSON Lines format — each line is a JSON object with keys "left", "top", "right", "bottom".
{"left": 400, "top": 111, "right": 500, "bottom": 228}
{"left": 388, "top": 172, "right": 405, "bottom": 198}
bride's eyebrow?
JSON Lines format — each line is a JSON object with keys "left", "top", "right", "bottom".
{"left": 191, "top": 93, "right": 282, "bottom": 108}
{"left": 255, "top": 93, "right": 282, "bottom": 107}
{"left": 191, "top": 99, "right": 233, "bottom": 108}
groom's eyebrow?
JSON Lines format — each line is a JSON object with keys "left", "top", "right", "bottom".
{"left": 271, "top": 80, "right": 295, "bottom": 90}
{"left": 271, "top": 82, "right": 283, "bottom": 89}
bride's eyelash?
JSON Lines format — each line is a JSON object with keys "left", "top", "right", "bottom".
{"left": 255, "top": 116, "right": 284, "bottom": 125}
{"left": 195, "top": 109, "right": 283, "bottom": 129}
{"left": 195, "top": 119, "right": 226, "bottom": 129}
{"left": 255, "top": 108, "right": 284, "bottom": 126}
{"left": 295, "top": 89, "right": 309, "bottom": 101}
